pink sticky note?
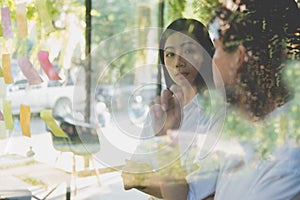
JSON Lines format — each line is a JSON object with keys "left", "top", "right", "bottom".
{"left": 0, "top": 111, "right": 4, "bottom": 121}
{"left": 38, "top": 51, "right": 61, "bottom": 80}
{"left": 18, "top": 56, "right": 43, "bottom": 84}
{"left": 1, "top": 7, "right": 13, "bottom": 38}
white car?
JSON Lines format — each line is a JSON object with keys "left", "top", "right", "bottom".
{"left": 6, "top": 79, "right": 75, "bottom": 116}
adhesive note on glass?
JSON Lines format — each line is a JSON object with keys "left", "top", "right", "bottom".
{"left": 3, "top": 100, "right": 14, "bottom": 130}
{"left": 38, "top": 51, "right": 61, "bottom": 80}
{"left": 2, "top": 54, "right": 14, "bottom": 84}
{"left": 1, "top": 7, "right": 13, "bottom": 38}
{"left": 40, "top": 109, "right": 67, "bottom": 138}
{"left": 18, "top": 56, "right": 43, "bottom": 84}
{"left": 20, "top": 104, "right": 31, "bottom": 137}
{"left": 35, "top": 0, "right": 54, "bottom": 33}
{"left": 16, "top": 3, "right": 28, "bottom": 38}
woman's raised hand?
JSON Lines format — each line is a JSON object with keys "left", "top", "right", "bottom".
{"left": 149, "top": 85, "right": 183, "bottom": 136}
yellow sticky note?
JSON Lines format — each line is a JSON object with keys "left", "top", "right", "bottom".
{"left": 3, "top": 100, "right": 14, "bottom": 130}
{"left": 20, "top": 104, "right": 31, "bottom": 137}
{"left": 2, "top": 54, "right": 14, "bottom": 84}
{"left": 36, "top": 0, "right": 54, "bottom": 33}
{"left": 40, "top": 109, "right": 67, "bottom": 138}
{"left": 16, "top": 3, "right": 28, "bottom": 38}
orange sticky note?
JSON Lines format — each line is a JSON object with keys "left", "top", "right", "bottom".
{"left": 40, "top": 109, "right": 67, "bottom": 138}
{"left": 16, "top": 3, "right": 28, "bottom": 38}
{"left": 38, "top": 51, "right": 61, "bottom": 80}
{"left": 1, "top": 7, "right": 13, "bottom": 38}
{"left": 2, "top": 54, "right": 14, "bottom": 84}
{"left": 3, "top": 100, "right": 14, "bottom": 130}
{"left": 18, "top": 56, "right": 43, "bottom": 84}
{"left": 20, "top": 104, "right": 31, "bottom": 137}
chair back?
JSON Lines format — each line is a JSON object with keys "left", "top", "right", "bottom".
{"left": 59, "top": 118, "right": 100, "bottom": 156}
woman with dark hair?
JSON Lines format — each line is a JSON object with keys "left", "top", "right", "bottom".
{"left": 159, "top": 18, "right": 215, "bottom": 92}
{"left": 121, "top": 18, "right": 217, "bottom": 200}
{"left": 158, "top": 0, "right": 300, "bottom": 199}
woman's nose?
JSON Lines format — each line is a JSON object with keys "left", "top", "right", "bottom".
{"left": 175, "top": 54, "right": 185, "bottom": 68}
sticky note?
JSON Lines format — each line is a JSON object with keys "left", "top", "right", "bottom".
{"left": 1, "top": 7, "right": 13, "bottom": 38}
{"left": 35, "top": 0, "right": 54, "bottom": 33}
{"left": 38, "top": 51, "right": 61, "bottom": 80}
{"left": 3, "top": 100, "right": 14, "bottom": 130}
{"left": 2, "top": 54, "right": 14, "bottom": 84}
{"left": 18, "top": 56, "right": 43, "bottom": 84}
{"left": 20, "top": 104, "right": 31, "bottom": 137}
{"left": 40, "top": 109, "right": 67, "bottom": 138}
{"left": 16, "top": 3, "right": 28, "bottom": 38}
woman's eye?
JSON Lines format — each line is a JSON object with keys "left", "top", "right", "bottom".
{"left": 184, "top": 48, "right": 195, "bottom": 54}
{"left": 165, "top": 52, "right": 175, "bottom": 57}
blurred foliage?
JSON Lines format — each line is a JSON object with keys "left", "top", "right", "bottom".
{"left": 166, "top": 0, "right": 187, "bottom": 22}
{"left": 192, "top": 0, "right": 222, "bottom": 24}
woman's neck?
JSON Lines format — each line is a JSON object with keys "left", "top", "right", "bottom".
{"left": 181, "top": 85, "right": 198, "bottom": 105}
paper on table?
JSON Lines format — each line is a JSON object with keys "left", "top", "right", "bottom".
{"left": 40, "top": 109, "right": 67, "bottom": 138}
{"left": 35, "top": 0, "right": 54, "bottom": 33}
{"left": 3, "top": 100, "right": 14, "bottom": 130}
{"left": 20, "top": 104, "right": 31, "bottom": 137}
{"left": 2, "top": 54, "right": 14, "bottom": 84}
{"left": 38, "top": 51, "right": 61, "bottom": 80}
{"left": 18, "top": 56, "right": 43, "bottom": 84}
{"left": 1, "top": 7, "right": 13, "bottom": 38}
{"left": 16, "top": 3, "right": 28, "bottom": 38}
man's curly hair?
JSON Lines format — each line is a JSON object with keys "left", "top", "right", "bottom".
{"left": 211, "top": 0, "right": 299, "bottom": 120}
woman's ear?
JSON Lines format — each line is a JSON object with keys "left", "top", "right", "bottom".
{"left": 237, "top": 45, "right": 247, "bottom": 68}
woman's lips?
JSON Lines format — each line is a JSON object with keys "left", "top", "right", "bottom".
{"left": 176, "top": 72, "right": 189, "bottom": 77}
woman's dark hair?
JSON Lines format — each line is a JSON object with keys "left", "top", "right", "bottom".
{"left": 210, "top": 0, "right": 299, "bottom": 120}
{"left": 159, "top": 18, "right": 215, "bottom": 92}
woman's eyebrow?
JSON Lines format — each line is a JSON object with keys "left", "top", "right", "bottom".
{"left": 180, "top": 41, "right": 196, "bottom": 47}
{"left": 164, "top": 46, "right": 174, "bottom": 51}
{"left": 164, "top": 41, "right": 196, "bottom": 51}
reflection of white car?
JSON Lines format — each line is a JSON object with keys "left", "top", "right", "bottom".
{"left": 6, "top": 79, "right": 75, "bottom": 116}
